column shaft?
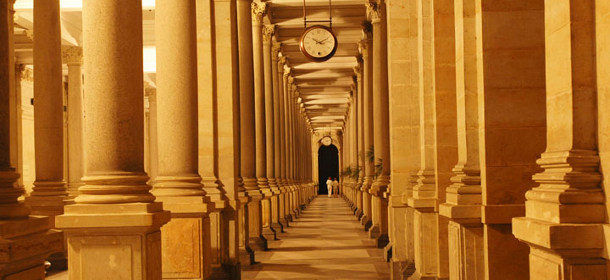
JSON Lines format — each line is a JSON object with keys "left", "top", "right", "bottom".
{"left": 0, "top": 1, "right": 62, "bottom": 277}
{"left": 153, "top": 0, "right": 212, "bottom": 278}
{"left": 29, "top": 0, "right": 66, "bottom": 218}
{"left": 63, "top": 47, "right": 83, "bottom": 198}
{"left": 55, "top": 1, "right": 170, "bottom": 278}
{"left": 368, "top": 0, "right": 390, "bottom": 248}
{"left": 360, "top": 32, "right": 374, "bottom": 230}
{"left": 513, "top": 1, "right": 605, "bottom": 278}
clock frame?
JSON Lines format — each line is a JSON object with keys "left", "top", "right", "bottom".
{"left": 299, "top": 25, "right": 338, "bottom": 62}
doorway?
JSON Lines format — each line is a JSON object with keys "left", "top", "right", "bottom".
{"left": 318, "top": 144, "right": 339, "bottom": 195}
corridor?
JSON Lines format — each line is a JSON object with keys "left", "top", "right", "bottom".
{"left": 243, "top": 196, "right": 390, "bottom": 279}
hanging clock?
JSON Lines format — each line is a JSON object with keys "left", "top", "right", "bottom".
{"left": 321, "top": 136, "right": 332, "bottom": 146}
{"left": 299, "top": 25, "right": 338, "bottom": 62}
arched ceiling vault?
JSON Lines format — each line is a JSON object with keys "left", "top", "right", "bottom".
{"left": 267, "top": 0, "right": 365, "bottom": 133}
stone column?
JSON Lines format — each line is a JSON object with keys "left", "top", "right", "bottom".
{"left": 262, "top": 24, "right": 280, "bottom": 241}
{"left": 152, "top": 0, "right": 213, "bottom": 278}
{"left": 55, "top": 0, "right": 170, "bottom": 278}
{"left": 437, "top": 0, "right": 484, "bottom": 278}
{"left": 385, "top": 0, "right": 418, "bottom": 275}
{"left": 28, "top": 0, "right": 67, "bottom": 221}
{"left": 195, "top": 0, "right": 229, "bottom": 270}
{"left": 63, "top": 46, "right": 84, "bottom": 199}
{"left": 360, "top": 32, "right": 374, "bottom": 231}
{"left": 0, "top": 1, "right": 62, "bottom": 277}
{"left": 367, "top": 0, "right": 390, "bottom": 248}
{"left": 248, "top": 2, "right": 271, "bottom": 250}
{"left": 208, "top": 0, "right": 242, "bottom": 272}
{"left": 278, "top": 59, "right": 290, "bottom": 227}
{"left": 145, "top": 83, "right": 159, "bottom": 182}
{"left": 513, "top": 0, "right": 605, "bottom": 278}
{"left": 354, "top": 63, "right": 364, "bottom": 219}
{"left": 251, "top": 1, "right": 273, "bottom": 247}
{"left": 271, "top": 42, "right": 284, "bottom": 232}
{"left": 289, "top": 86, "right": 298, "bottom": 217}
{"left": 283, "top": 75, "right": 294, "bottom": 223}
{"left": 237, "top": 0, "right": 259, "bottom": 263}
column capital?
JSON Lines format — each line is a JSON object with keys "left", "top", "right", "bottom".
{"left": 251, "top": 2, "right": 267, "bottom": 24}
{"left": 262, "top": 24, "right": 275, "bottom": 43}
{"left": 283, "top": 65, "right": 291, "bottom": 76}
{"left": 272, "top": 41, "right": 281, "bottom": 59}
{"left": 365, "top": 1, "right": 382, "bottom": 23}
{"left": 358, "top": 39, "right": 370, "bottom": 58}
{"left": 62, "top": 46, "right": 83, "bottom": 65}
{"left": 287, "top": 76, "right": 294, "bottom": 85}
{"left": 353, "top": 65, "right": 361, "bottom": 76}
{"left": 291, "top": 84, "right": 298, "bottom": 95}
{"left": 143, "top": 81, "right": 156, "bottom": 97}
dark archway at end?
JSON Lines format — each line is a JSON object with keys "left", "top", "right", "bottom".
{"left": 318, "top": 144, "right": 339, "bottom": 195}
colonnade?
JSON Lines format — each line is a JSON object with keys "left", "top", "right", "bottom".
{"left": 0, "top": 0, "right": 316, "bottom": 279}
{"left": 342, "top": 0, "right": 610, "bottom": 279}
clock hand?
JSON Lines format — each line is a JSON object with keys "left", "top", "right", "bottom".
{"left": 320, "top": 37, "right": 330, "bottom": 43}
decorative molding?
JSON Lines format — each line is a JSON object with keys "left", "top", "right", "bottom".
{"left": 17, "top": 65, "right": 33, "bottom": 83}
{"left": 62, "top": 46, "right": 83, "bottom": 65}
{"left": 144, "top": 81, "right": 156, "bottom": 97}
{"left": 272, "top": 41, "right": 282, "bottom": 59}
{"left": 24, "top": 29, "right": 34, "bottom": 41}
{"left": 251, "top": 2, "right": 267, "bottom": 24}
{"left": 262, "top": 24, "right": 275, "bottom": 43}
{"left": 365, "top": 2, "right": 381, "bottom": 22}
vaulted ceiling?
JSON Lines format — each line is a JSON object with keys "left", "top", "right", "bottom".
{"left": 269, "top": 0, "right": 365, "bottom": 132}
{"left": 12, "top": 0, "right": 365, "bottom": 133}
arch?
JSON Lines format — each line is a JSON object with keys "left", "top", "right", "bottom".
{"left": 317, "top": 144, "right": 339, "bottom": 195}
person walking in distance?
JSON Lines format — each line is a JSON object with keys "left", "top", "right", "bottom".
{"left": 326, "top": 177, "right": 333, "bottom": 198}
{"left": 332, "top": 178, "right": 339, "bottom": 198}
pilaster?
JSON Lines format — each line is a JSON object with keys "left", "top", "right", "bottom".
{"left": 513, "top": 1, "right": 606, "bottom": 278}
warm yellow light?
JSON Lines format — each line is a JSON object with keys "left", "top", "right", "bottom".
{"left": 14, "top": 0, "right": 156, "bottom": 10}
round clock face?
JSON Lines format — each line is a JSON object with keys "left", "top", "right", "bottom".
{"left": 321, "top": 136, "right": 332, "bottom": 146}
{"left": 299, "top": 25, "right": 338, "bottom": 62}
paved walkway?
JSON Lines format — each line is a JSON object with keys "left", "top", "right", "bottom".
{"left": 242, "top": 196, "right": 390, "bottom": 279}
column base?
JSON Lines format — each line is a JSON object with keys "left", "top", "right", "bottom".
{"left": 361, "top": 215, "right": 370, "bottom": 226}
{"left": 160, "top": 214, "right": 212, "bottom": 279}
{"left": 272, "top": 222, "right": 284, "bottom": 233}
{"left": 55, "top": 202, "right": 170, "bottom": 279}
{"left": 355, "top": 209, "right": 363, "bottom": 220}
{"left": 281, "top": 217, "right": 290, "bottom": 228}
{"left": 383, "top": 242, "right": 392, "bottom": 261}
{"left": 407, "top": 271, "right": 449, "bottom": 280}
{"left": 390, "top": 260, "right": 411, "bottom": 280}
{"left": 375, "top": 233, "right": 389, "bottom": 249}
{"left": 249, "top": 235, "right": 268, "bottom": 251}
{"left": 0, "top": 216, "right": 63, "bottom": 279}
{"left": 513, "top": 217, "right": 605, "bottom": 280}
{"left": 369, "top": 224, "right": 380, "bottom": 239}
{"left": 239, "top": 246, "right": 256, "bottom": 266}
{"left": 262, "top": 225, "right": 277, "bottom": 241}
{"left": 208, "top": 263, "right": 241, "bottom": 280}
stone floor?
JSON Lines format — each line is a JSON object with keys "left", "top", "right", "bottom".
{"left": 243, "top": 195, "right": 390, "bottom": 279}
{"left": 46, "top": 195, "right": 390, "bottom": 280}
